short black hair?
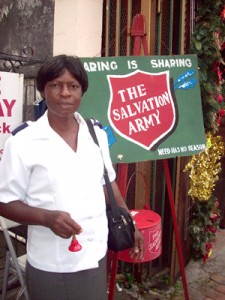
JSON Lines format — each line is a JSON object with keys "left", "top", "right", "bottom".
{"left": 36, "top": 55, "right": 88, "bottom": 94}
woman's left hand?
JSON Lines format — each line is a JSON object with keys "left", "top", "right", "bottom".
{"left": 129, "top": 226, "right": 144, "bottom": 261}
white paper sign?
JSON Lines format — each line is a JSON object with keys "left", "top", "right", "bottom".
{"left": 0, "top": 72, "right": 24, "bottom": 161}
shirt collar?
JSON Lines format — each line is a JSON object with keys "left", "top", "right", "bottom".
{"left": 30, "top": 110, "right": 90, "bottom": 139}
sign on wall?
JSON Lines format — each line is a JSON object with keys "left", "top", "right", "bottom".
{"left": 0, "top": 72, "right": 24, "bottom": 161}
{"left": 80, "top": 55, "right": 206, "bottom": 163}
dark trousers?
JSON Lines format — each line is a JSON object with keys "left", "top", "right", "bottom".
{"left": 25, "top": 256, "right": 107, "bottom": 300}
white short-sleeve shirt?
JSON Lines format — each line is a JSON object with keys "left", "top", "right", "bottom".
{"left": 0, "top": 111, "right": 116, "bottom": 272}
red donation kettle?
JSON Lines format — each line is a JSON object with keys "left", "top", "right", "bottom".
{"left": 119, "top": 209, "right": 162, "bottom": 263}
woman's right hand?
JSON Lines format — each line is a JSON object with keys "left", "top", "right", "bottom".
{"left": 43, "top": 210, "right": 83, "bottom": 239}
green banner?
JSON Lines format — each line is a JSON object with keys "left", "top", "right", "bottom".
{"left": 79, "top": 55, "right": 206, "bottom": 163}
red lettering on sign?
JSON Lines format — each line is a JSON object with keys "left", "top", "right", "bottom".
{"left": 0, "top": 99, "right": 16, "bottom": 117}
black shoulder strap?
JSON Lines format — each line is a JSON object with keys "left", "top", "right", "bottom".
{"left": 85, "top": 119, "right": 99, "bottom": 146}
{"left": 85, "top": 118, "right": 121, "bottom": 218}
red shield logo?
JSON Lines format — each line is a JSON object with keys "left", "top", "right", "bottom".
{"left": 107, "top": 70, "right": 177, "bottom": 150}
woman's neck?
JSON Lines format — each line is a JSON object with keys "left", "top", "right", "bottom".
{"left": 48, "top": 113, "right": 80, "bottom": 151}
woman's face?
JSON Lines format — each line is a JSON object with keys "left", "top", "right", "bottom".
{"left": 41, "top": 69, "right": 83, "bottom": 118}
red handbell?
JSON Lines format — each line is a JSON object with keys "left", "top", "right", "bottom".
{"left": 69, "top": 236, "right": 82, "bottom": 252}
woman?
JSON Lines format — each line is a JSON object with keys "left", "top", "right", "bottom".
{"left": 0, "top": 55, "right": 143, "bottom": 300}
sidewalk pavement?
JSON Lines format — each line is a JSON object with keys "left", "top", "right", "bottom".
{"left": 185, "top": 228, "right": 225, "bottom": 300}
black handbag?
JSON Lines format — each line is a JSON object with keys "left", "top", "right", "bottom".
{"left": 86, "top": 119, "right": 135, "bottom": 252}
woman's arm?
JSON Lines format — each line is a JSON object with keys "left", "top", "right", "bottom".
{"left": 0, "top": 201, "right": 82, "bottom": 239}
